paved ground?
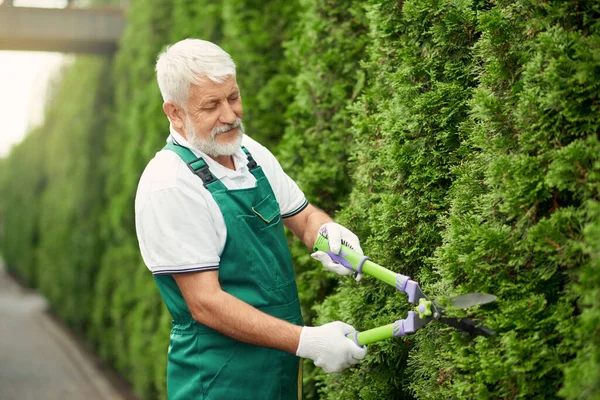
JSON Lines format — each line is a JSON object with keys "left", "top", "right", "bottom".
{"left": 0, "top": 260, "right": 133, "bottom": 400}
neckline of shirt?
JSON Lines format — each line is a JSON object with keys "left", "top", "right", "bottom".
{"left": 168, "top": 126, "right": 250, "bottom": 180}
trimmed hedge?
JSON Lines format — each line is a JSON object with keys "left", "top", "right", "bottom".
{"left": 413, "top": 2, "right": 600, "bottom": 398}
{"left": 313, "top": 1, "right": 484, "bottom": 398}
{"left": 275, "top": 2, "right": 369, "bottom": 395}
{"left": 219, "top": 0, "right": 300, "bottom": 147}
{"left": 1, "top": 127, "right": 47, "bottom": 285}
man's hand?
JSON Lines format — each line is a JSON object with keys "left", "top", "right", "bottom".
{"left": 296, "top": 321, "right": 367, "bottom": 373}
{"left": 311, "top": 222, "right": 364, "bottom": 281}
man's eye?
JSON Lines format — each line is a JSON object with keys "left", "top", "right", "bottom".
{"left": 229, "top": 95, "right": 239, "bottom": 101}
{"left": 203, "top": 104, "right": 217, "bottom": 110}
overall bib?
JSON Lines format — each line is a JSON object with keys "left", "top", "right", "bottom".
{"left": 154, "top": 141, "right": 303, "bottom": 400}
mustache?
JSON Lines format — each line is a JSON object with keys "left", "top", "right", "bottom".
{"left": 212, "top": 118, "right": 243, "bottom": 136}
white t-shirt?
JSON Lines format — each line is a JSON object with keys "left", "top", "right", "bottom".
{"left": 135, "top": 129, "right": 308, "bottom": 275}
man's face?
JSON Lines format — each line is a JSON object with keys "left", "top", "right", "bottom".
{"left": 184, "top": 75, "right": 244, "bottom": 156}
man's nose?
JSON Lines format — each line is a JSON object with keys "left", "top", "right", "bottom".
{"left": 220, "top": 101, "right": 237, "bottom": 125}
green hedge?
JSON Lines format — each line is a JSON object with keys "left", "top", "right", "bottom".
{"left": 312, "top": 1, "right": 484, "bottom": 398}
{"left": 34, "top": 57, "right": 112, "bottom": 335}
{"left": 1, "top": 128, "right": 47, "bottom": 285}
{"left": 414, "top": 2, "right": 600, "bottom": 398}
{"left": 91, "top": 2, "right": 174, "bottom": 397}
{"left": 0, "top": 1, "right": 598, "bottom": 399}
{"left": 219, "top": 0, "right": 300, "bottom": 147}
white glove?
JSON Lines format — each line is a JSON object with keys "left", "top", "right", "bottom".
{"left": 311, "top": 222, "right": 364, "bottom": 281}
{"left": 296, "top": 321, "right": 367, "bottom": 373}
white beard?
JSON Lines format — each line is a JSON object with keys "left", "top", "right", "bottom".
{"left": 186, "top": 117, "right": 244, "bottom": 157}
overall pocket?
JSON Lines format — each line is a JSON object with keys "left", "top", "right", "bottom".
{"left": 235, "top": 194, "right": 295, "bottom": 291}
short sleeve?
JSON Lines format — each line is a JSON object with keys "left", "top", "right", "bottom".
{"left": 136, "top": 186, "right": 221, "bottom": 275}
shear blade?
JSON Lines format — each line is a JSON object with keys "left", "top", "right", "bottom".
{"left": 450, "top": 293, "right": 497, "bottom": 309}
{"left": 439, "top": 317, "right": 496, "bottom": 337}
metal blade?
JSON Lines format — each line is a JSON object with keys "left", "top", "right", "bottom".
{"left": 438, "top": 317, "right": 496, "bottom": 337}
{"left": 413, "top": 285, "right": 430, "bottom": 304}
{"left": 413, "top": 313, "right": 433, "bottom": 331}
{"left": 450, "top": 293, "right": 497, "bottom": 309}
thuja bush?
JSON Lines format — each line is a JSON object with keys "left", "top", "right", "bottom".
{"left": 92, "top": 0, "right": 179, "bottom": 398}
{"left": 0, "top": 130, "right": 47, "bottom": 285}
{"left": 408, "top": 1, "right": 600, "bottom": 399}
{"left": 278, "top": 0, "right": 369, "bottom": 318}
{"left": 220, "top": 0, "right": 300, "bottom": 147}
{"left": 560, "top": 201, "right": 600, "bottom": 399}
{"left": 0, "top": 57, "right": 111, "bottom": 311}
{"left": 276, "top": 1, "right": 369, "bottom": 396}
{"left": 313, "top": 0, "right": 484, "bottom": 398}
{"left": 33, "top": 57, "right": 112, "bottom": 333}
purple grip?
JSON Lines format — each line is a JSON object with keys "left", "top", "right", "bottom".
{"left": 392, "top": 312, "right": 416, "bottom": 337}
{"left": 325, "top": 251, "right": 354, "bottom": 271}
{"left": 395, "top": 274, "right": 419, "bottom": 303}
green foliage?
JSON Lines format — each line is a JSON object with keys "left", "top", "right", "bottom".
{"left": 276, "top": 1, "right": 370, "bottom": 396}
{"left": 0, "top": 130, "right": 47, "bottom": 284}
{"left": 313, "top": 0, "right": 484, "bottom": 398}
{"left": 278, "top": 0, "right": 369, "bottom": 321}
{"left": 91, "top": 1, "right": 175, "bottom": 397}
{"left": 219, "top": 0, "right": 300, "bottom": 147}
{"left": 560, "top": 201, "right": 600, "bottom": 399}
{"left": 409, "top": 1, "right": 600, "bottom": 399}
{"left": 34, "top": 57, "right": 112, "bottom": 333}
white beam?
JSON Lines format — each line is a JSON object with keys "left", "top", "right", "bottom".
{"left": 0, "top": 6, "right": 126, "bottom": 54}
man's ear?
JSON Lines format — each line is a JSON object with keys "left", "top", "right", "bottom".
{"left": 163, "top": 101, "right": 185, "bottom": 133}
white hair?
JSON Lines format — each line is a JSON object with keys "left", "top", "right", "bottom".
{"left": 156, "top": 39, "right": 236, "bottom": 109}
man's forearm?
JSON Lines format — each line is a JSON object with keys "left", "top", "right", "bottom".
{"left": 190, "top": 289, "right": 302, "bottom": 354}
{"left": 284, "top": 204, "right": 334, "bottom": 250}
{"left": 300, "top": 206, "right": 333, "bottom": 249}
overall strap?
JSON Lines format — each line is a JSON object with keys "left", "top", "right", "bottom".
{"left": 163, "top": 141, "right": 223, "bottom": 190}
{"left": 241, "top": 146, "right": 258, "bottom": 170}
{"left": 241, "top": 146, "right": 269, "bottom": 183}
{"left": 162, "top": 141, "right": 263, "bottom": 190}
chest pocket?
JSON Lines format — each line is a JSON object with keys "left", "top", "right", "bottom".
{"left": 252, "top": 194, "right": 280, "bottom": 224}
{"left": 234, "top": 193, "right": 294, "bottom": 291}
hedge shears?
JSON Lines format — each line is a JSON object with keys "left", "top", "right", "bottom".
{"left": 313, "top": 234, "right": 497, "bottom": 347}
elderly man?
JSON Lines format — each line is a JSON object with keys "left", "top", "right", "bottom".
{"left": 135, "top": 38, "right": 366, "bottom": 400}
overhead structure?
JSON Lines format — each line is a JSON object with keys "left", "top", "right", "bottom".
{"left": 0, "top": 4, "right": 126, "bottom": 55}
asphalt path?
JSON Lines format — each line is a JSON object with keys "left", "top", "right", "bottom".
{"left": 0, "top": 260, "right": 132, "bottom": 400}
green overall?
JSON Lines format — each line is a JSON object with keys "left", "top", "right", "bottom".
{"left": 154, "top": 141, "right": 303, "bottom": 400}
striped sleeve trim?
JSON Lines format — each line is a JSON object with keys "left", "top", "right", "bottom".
{"left": 152, "top": 265, "right": 219, "bottom": 275}
{"left": 282, "top": 198, "right": 309, "bottom": 219}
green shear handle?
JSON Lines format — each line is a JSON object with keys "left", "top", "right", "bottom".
{"left": 313, "top": 233, "right": 496, "bottom": 347}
